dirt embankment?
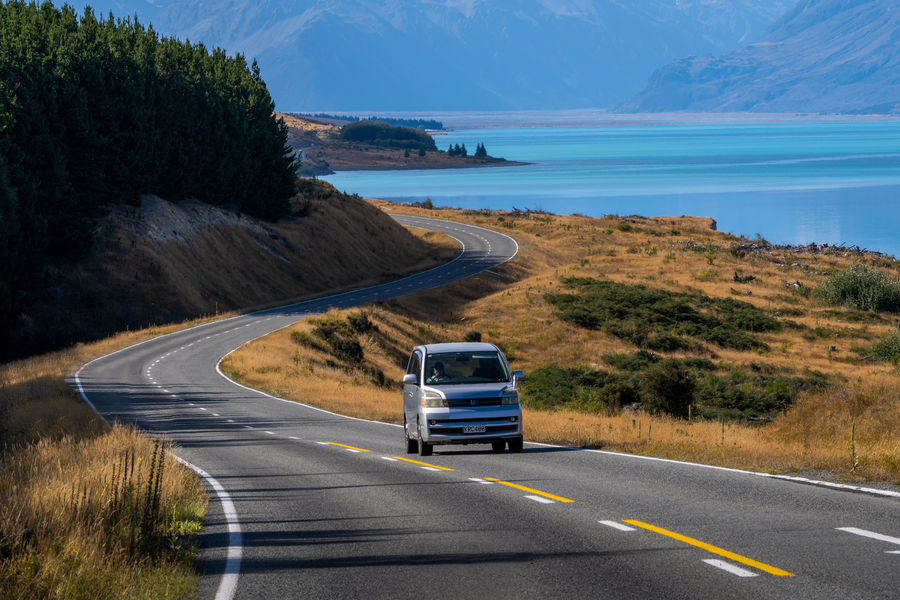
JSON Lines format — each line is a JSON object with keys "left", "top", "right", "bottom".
{"left": 279, "top": 113, "right": 522, "bottom": 175}
{"left": 8, "top": 183, "right": 456, "bottom": 358}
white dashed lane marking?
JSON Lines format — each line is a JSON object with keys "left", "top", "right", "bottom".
{"left": 599, "top": 520, "right": 636, "bottom": 532}
{"left": 525, "top": 495, "right": 555, "bottom": 504}
{"left": 837, "top": 527, "right": 900, "bottom": 552}
{"left": 703, "top": 559, "right": 758, "bottom": 578}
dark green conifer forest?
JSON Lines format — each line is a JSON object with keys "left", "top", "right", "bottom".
{"left": 0, "top": 1, "right": 297, "bottom": 348}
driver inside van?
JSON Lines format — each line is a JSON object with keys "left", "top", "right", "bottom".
{"left": 427, "top": 361, "right": 448, "bottom": 384}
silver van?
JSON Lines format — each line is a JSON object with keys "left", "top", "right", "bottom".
{"left": 402, "top": 342, "right": 524, "bottom": 456}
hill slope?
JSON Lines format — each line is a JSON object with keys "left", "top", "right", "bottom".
{"left": 64, "top": 0, "right": 793, "bottom": 110}
{"left": 622, "top": 0, "right": 900, "bottom": 113}
{"left": 4, "top": 182, "right": 454, "bottom": 361}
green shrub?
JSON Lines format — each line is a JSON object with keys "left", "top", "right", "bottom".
{"left": 347, "top": 311, "right": 376, "bottom": 334}
{"left": 463, "top": 330, "right": 482, "bottom": 343}
{"left": 601, "top": 350, "right": 660, "bottom": 371}
{"left": 871, "top": 330, "right": 900, "bottom": 363}
{"left": 817, "top": 263, "right": 900, "bottom": 312}
{"left": 523, "top": 354, "right": 817, "bottom": 421}
{"left": 544, "top": 277, "right": 777, "bottom": 351}
{"left": 642, "top": 360, "right": 694, "bottom": 418}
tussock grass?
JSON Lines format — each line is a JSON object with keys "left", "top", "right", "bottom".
{"left": 0, "top": 425, "right": 206, "bottom": 600}
{"left": 0, "top": 318, "right": 226, "bottom": 600}
{"left": 227, "top": 202, "right": 899, "bottom": 484}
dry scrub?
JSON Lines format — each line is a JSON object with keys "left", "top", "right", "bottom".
{"left": 0, "top": 319, "right": 224, "bottom": 600}
{"left": 225, "top": 201, "right": 900, "bottom": 484}
{"left": 0, "top": 214, "right": 460, "bottom": 599}
{"left": 0, "top": 425, "right": 206, "bottom": 600}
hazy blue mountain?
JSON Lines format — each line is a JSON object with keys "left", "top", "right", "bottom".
{"left": 622, "top": 0, "right": 900, "bottom": 113}
{"left": 61, "top": 0, "right": 793, "bottom": 111}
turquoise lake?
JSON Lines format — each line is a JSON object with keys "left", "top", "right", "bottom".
{"left": 323, "top": 120, "right": 900, "bottom": 258}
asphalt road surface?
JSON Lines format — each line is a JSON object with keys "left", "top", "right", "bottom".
{"left": 74, "top": 215, "right": 899, "bottom": 600}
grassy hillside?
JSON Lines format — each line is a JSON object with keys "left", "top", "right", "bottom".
{"left": 223, "top": 201, "right": 900, "bottom": 485}
{"left": 0, "top": 190, "right": 458, "bottom": 599}
{"left": 6, "top": 180, "right": 457, "bottom": 361}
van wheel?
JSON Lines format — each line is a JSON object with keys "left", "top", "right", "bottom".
{"left": 491, "top": 441, "right": 506, "bottom": 453}
{"left": 508, "top": 437, "right": 524, "bottom": 453}
{"left": 417, "top": 420, "right": 432, "bottom": 456}
{"left": 404, "top": 416, "right": 417, "bottom": 454}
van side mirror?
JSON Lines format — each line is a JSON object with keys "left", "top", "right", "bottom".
{"left": 512, "top": 370, "right": 525, "bottom": 384}
{"left": 403, "top": 373, "right": 418, "bottom": 385}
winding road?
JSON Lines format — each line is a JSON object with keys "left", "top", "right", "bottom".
{"left": 73, "top": 215, "right": 898, "bottom": 600}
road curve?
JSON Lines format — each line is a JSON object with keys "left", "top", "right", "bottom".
{"left": 73, "top": 215, "right": 898, "bottom": 600}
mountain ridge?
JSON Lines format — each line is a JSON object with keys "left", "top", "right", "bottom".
{"left": 63, "top": 0, "right": 793, "bottom": 110}
{"left": 621, "top": 0, "right": 900, "bottom": 113}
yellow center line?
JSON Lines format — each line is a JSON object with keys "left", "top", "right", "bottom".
{"left": 623, "top": 519, "right": 795, "bottom": 577}
{"left": 323, "top": 442, "right": 371, "bottom": 452}
{"left": 484, "top": 478, "right": 576, "bottom": 503}
{"left": 392, "top": 456, "right": 455, "bottom": 471}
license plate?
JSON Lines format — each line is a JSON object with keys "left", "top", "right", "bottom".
{"left": 463, "top": 425, "right": 486, "bottom": 433}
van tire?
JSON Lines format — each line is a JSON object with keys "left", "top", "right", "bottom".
{"left": 491, "top": 441, "right": 506, "bottom": 453}
{"left": 417, "top": 420, "right": 433, "bottom": 456}
{"left": 508, "top": 437, "right": 524, "bottom": 453}
{"left": 404, "top": 416, "right": 418, "bottom": 454}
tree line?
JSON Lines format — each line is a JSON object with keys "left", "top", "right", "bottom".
{"left": 339, "top": 120, "right": 438, "bottom": 152}
{"left": 294, "top": 113, "right": 443, "bottom": 130}
{"left": 0, "top": 1, "right": 297, "bottom": 346}
{"left": 447, "top": 142, "right": 488, "bottom": 158}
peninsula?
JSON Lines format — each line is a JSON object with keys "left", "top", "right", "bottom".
{"left": 279, "top": 113, "right": 522, "bottom": 175}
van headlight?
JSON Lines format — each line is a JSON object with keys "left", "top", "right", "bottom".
{"left": 421, "top": 390, "right": 447, "bottom": 408}
{"left": 501, "top": 390, "right": 520, "bottom": 405}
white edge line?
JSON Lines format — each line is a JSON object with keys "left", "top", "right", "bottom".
{"left": 539, "top": 442, "right": 900, "bottom": 499}
{"left": 175, "top": 457, "right": 243, "bottom": 600}
{"left": 216, "top": 341, "right": 900, "bottom": 500}
{"left": 599, "top": 520, "right": 636, "bottom": 532}
{"left": 702, "top": 559, "right": 758, "bottom": 578}
{"left": 72, "top": 366, "right": 242, "bottom": 600}
{"left": 836, "top": 527, "right": 900, "bottom": 546}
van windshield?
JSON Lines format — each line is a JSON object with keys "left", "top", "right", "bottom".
{"left": 424, "top": 351, "right": 510, "bottom": 385}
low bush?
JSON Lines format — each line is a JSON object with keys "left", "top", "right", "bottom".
{"left": 870, "top": 330, "right": 900, "bottom": 363}
{"left": 545, "top": 277, "right": 778, "bottom": 351}
{"left": 642, "top": 360, "right": 694, "bottom": 418}
{"left": 817, "top": 262, "right": 900, "bottom": 312}
{"left": 464, "top": 330, "right": 483, "bottom": 343}
{"left": 522, "top": 352, "right": 823, "bottom": 421}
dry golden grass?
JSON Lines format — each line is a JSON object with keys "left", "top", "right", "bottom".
{"left": 0, "top": 214, "right": 460, "bottom": 599}
{"left": 0, "top": 315, "right": 233, "bottom": 600}
{"left": 225, "top": 201, "right": 900, "bottom": 484}
{"left": 0, "top": 425, "right": 207, "bottom": 600}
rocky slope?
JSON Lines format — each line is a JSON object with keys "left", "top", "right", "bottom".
{"left": 622, "top": 0, "right": 900, "bottom": 114}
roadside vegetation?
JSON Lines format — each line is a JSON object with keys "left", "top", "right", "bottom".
{"left": 224, "top": 201, "right": 900, "bottom": 484}
{"left": 0, "top": 321, "right": 222, "bottom": 600}
{"left": 0, "top": 217, "right": 458, "bottom": 599}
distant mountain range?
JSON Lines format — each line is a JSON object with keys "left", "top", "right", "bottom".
{"left": 622, "top": 0, "right": 900, "bottom": 113}
{"left": 63, "top": 0, "right": 793, "bottom": 111}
